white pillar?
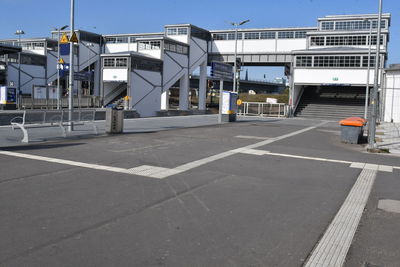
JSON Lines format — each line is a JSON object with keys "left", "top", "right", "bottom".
{"left": 179, "top": 74, "right": 189, "bottom": 110}
{"left": 161, "top": 90, "right": 169, "bottom": 110}
{"left": 198, "top": 61, "right": 207, "bottom": 110}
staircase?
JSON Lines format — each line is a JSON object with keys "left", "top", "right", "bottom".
{"left": 104, "top": 83, "right": 127, "bottom": 106}
{"left": 295, "top": 87, "right": 366, "bottom": 120}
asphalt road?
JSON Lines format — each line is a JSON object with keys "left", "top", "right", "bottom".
{"left": 0, "top": 116, "right": 399, "bottom": 267}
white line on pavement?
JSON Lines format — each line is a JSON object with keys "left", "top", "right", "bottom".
{"left": 0, "top": 122, "right": 327, "bottom": 179}
{"left": 235, "top": 135, "right": 270, "bottom": 140}
{"left": 304, "top": 167, "right": 378, "bottom": 267}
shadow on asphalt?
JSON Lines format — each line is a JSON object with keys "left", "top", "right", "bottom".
{"left": 3, "top": 142, "right": 86, "bottom": 151}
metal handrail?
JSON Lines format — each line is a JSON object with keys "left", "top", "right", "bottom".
{"left": 238, "top": 102, "right": 287, "bottom": 118}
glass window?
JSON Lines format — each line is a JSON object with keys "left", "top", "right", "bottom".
{"left": 227, "top": 32, "right": 242, "bottom": 40}
{"left": 116, "top": 37, "right": 128, "bottom": 43}
{"left": 177, "top": 28, "right": 188, "bottom": 35}
{"left": 295, "top": 31, "right": 307, "bottom": 38}
{"left": 213, "top": 33, "right": 227, "bottom": 40}
{"left": 166, "top": 28, "right": 177, "bottom": 35}
{"left": 164, "top": 41, "right": 188, "bottom": 54}
{"left": 369, "top": 35, "right": 384, "bottom": 45}
{"left": 166, "top": 27, "right": 188, "bottom": 36}
{"left": 260, "top": 32, "right": 276, "bottom": 39}
{"left": 296, "top": 56, "right": 312, "bottom": 67}
{"left": 244, "top": 32, "right": 260, "bottom": 40}
{"left": 278, "top": 31, "right": 294, "bottom": 39}
{"left": 105, "top": 37, "right": 116, "bottom": 43}
{"left": 362, "top": 56, "right": 376, "bottom": 67}
{"left": 335, "top": 20, "right": 386, "bottom": 31}
{"left": 325, "top": 35, "right": 367, "bottom": 46}
{"left": 103, "top": 58, "right": 115, "bottom": 67}
{"left": 116, "top": 58, "right": 127, "bottom": 67}
{"left": 313, "top": 55, "right": 361, "bottom": 68}
{"left": 138, "top": 41, "right": 161, "bottom": 50}
{"left": 321, "top": 21, "right": 334, "bottom": 30}
{"left": 310, "top": 36, "right": 324, "bottom": 46}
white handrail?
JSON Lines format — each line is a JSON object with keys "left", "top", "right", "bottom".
{"left": 238, "top": 102, "right": 287, "bottom": 117}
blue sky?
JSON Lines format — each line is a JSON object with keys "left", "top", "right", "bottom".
{"left": 0, "top": 0, "right": 398, "bottom": 80}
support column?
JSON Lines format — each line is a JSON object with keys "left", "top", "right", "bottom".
{"left": 93, "top": 60, "right": 100, "bottom": 96}
{"left": 179, "top": 74, "right": 189, "bottom": 110}
{"left": 198, "top": 61, "right": 207, "bottom": 110}
{"left": 161, "top": 90, "right": 169, "bottom": 110}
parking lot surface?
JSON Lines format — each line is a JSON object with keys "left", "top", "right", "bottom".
{"left": 1, "top": 116, "right": 399, "bottom": 266}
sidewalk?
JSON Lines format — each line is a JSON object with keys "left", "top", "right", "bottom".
{"left": 376, "top": 122, "right": 400, "bottom": 155}
{"left": 0, "top": 115, "right": 222, "bottom": 148}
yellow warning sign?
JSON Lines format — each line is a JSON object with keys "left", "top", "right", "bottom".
{"left": 58, "top": 58, "right": 65, "bottom": 64}
{"left": 237, "top": 99, "right": 243, "bottom": 106}
{"left": 60, "top": 33, "right": 69, "bottom": 44}
{"left": 69, "top": 32, "right": 79, "bottom": 43}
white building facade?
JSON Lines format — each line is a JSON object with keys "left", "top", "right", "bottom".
{"left": 0, "top": 13, "right": 394, "bottom": 119}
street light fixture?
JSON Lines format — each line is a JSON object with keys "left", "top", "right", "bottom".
{"left": 55, "top": 25, "right": 68, "bottom": 110}
{"left": 228, "top": 19, "right": 250, "bottom": 93}
{"left": 15, "top": 29, "right": 25, "bottom": 108}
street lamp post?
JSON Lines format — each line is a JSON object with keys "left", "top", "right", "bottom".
{"left": 55, "top": 25, "right": 68, "bottom": 110}
{"left": 364, "top": 19, "right": 373, "bottom": 119}
{"left": 68, "top": 0, "right": 75, "bottom": 131}
{"left": 228, "top": 19, "right": 249, "bottom": 93}
{"left": 368, "top": 0, "right": 383, "bottom": 149}
{"left": 15, "top": 30, "right": 25, "bottom": 108}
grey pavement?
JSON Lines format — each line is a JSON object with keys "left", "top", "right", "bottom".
{"left": 0, "top": 115, "right": 221, "bottom": 148}
{"left": 376, "top": 122, "right": 400, "bottom": 155}
{"left": 0, "top": 115, "right": 399, "bottom": 266}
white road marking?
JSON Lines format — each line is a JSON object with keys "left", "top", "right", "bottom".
{"left": 239, "top": 149, "right": 270, "bottom": 156}
{"left": 378, "top": 199, "right": 400, "bottom": 214}
{"left": 350, "top": 162, "right": 365, "bottom": 169}
{"left": 0, "top": 122, "right": 326, "bottom": 179}
{"left": 235, "top": 135, "right": 270, "bottom": 140}
{"left": 1, "top": 122, "right": 398, "bottom": 179}
{"left": 378, "top": 165, "right": 393, "bottom": 172}
{"left": 304, "top": 167, "right": 378, "bottom": 267}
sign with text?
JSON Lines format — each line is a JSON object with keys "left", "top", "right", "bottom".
{"left": 33, "top": 86, "right": 47, "bottom": 99}
{"left": 74, "top": 71, "right": 93, "bottom": 81}
{"left": 211, "top": 62, "right": 233, "bottom": 80}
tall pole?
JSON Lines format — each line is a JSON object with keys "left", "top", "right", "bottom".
{"left": 368, "top": 0, "right": 383, "bottom": 149}
{"left": 57, "top": 28, "right": 61, "bottom": 110}
{"left": 15, "top": 30, "right": 24, "bottom": 108}
{"left": 364, "top": 19, "right": 373, "bottom": 119}
{"left": 68, "top": 0, "right": 75, "bottom": 131}
{"left": 229, "top": 20, "right": 249, "bottom": 93}
{"left": 18, "top": 34, "right": 21, "bottom": 106}
{"left": 233, "top": 26, "right": 238, "bottom": 93}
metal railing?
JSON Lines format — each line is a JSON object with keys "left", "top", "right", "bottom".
{"left": 20, "top": 96, "right": 101, "bottom": 109}
{"left": 238, "top": 102, "right": 288, "bottom": 117}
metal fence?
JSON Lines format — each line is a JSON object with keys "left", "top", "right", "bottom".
{"left": 20, "top": 96, "right": 101, "bottom": 110}
{"left": 238, "top": 102, "right": 288, "bottom": 117}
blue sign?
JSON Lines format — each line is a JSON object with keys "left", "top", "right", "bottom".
{"left": 60, "top": 43, "right": 70, "bottom": 56}
{"left": 58, "top": 63, "right": 70, "bottom": 78}
{"left": 7, "top": 87, "right": 16, "bottom": 103}
{"left": 74, "top": 71, "right": 93, "bottom": 81}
